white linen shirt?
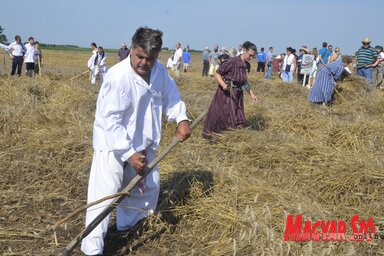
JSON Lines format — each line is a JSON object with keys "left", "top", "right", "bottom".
{"left": 9, "top": 41, "right": 25, "bottom": 56}
{"left": 24, "top": 43, "right": 36, "bottom": 63}
{"left": 93, "top": 55, "right": 188, "bottom": 162}
{"left": 92, "top": 52, "right": 108, "bottom": 73}
{"left": 283, "top": 54, "right": 295, "bottom": 72}
{"left": 87, "top": 50, "right": 98, "bottom": 69}
{"left": 173, "top": 48, "right": 183, "bottom": 66}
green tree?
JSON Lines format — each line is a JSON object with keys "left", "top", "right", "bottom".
{"left": 0, "top": 26, "right": 8, "bottom": 43}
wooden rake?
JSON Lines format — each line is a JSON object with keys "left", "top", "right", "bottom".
{"left": 57, "top": 109, "right": 208, "bottom": 255}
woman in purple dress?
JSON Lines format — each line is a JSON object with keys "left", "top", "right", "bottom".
{"left": 202, "top": 41, "right": 258, "bottom": 140}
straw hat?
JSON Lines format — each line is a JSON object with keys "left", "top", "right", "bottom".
{"left": 361, "top": 37, "right": 371, "bottom": 44}
{"left": 300, "top": 46, "right": 310, "bottom": 54}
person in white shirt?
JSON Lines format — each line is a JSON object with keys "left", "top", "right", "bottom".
{"left": 24, "top": 37, "right": 36, "bottom": 77}
{"left": 87, "top": 42, "right": 98, "bottom": 81}
{"left": 9, "top": 35, "right": 26, "bottom": 76}
{"left": 81, "top": 27, "right": 191, "bottom": 256}
{"left": 166, "top": 53, "right": 173, "bottom": 69}
{"left": 89, "top": 46, "right": 108, "bottom": 84}
{"left": 172, "top": 42, "right": 183, "bottom": 77}
{"left": 282, "top": 47, "right": 296, "bottom": 83}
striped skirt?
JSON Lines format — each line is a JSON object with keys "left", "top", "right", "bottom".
{"left": 202, "top": 86, "right": 245, "bottom": 140}
{"left": 308, "top": 68, "right": 335, "bottom": 103}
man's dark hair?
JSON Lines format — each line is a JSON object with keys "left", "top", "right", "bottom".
{"left": 131, "top": 27, "right": 163, "bottom": 55}
{"left": 322, "top": 42, "right": 328, "bottom": 48}
{"left": 91, "top": 42, "right": 97, "bottom": 47}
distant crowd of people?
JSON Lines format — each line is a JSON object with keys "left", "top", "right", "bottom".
{"left": 0, "top": 35, "right": 43, "bottom": 77}
{"left": 2, "top": 34, "right": 382, "bottom": 105}
{"left": 162, "top": 37, "right": 383, "bottom": 139}
{"left": 165, "top": 37, "right": 382, "bottom": 109}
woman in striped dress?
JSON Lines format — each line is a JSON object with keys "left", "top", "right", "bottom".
{"left": 308, "top": 56, "right": 352, "bottom": 105}
{"left": 202, "top": 41, "right": 258, "bottom": 140}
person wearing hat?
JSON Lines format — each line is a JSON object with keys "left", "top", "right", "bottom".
{"left": 202, "top": 46, "right": 210, "bottom": 76}
{"left": 118, "top": 42, "right": 130, "bottom": 62}
{"left": 24, "top": 36, "right": 36, "bottom": 77}
{"left": 356, "top": 37, "right": 378, "bottom": 85}
{"left": 218, "top": 47, "right": 230, "bottom": 65}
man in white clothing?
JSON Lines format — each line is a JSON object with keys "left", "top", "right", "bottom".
{"left": 87, "top": 42, "right": 98, "bottom": 81}
{"left": 172, "top": 42, "right": 183, "bottom": 77}
{"left": 81, "top": 27, "right": 191, "bottom": 256}
{"left": 8, "top": 35, "right": 25, "bottom": 76}
{"left": 89, "top": 46, "right": 108, "bottom": 84}
{"left": 24, "top": 37, "right": 36, "bottom": 77}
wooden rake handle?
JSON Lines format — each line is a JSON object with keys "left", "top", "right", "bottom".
{"left": 59, "top": 109, "right": 208, "bottom": 255}
{"left": 68, "top": 70, "right": 90, "bottom": 81}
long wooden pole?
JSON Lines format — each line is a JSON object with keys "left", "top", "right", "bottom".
{"left": 68, "top": 70, "right": 89, "bottom": 81}
{"left": 58, "top": 109, "right": 208, "bottom": 255}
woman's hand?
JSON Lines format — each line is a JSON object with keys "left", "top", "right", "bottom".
{"left": 249, "top": 90, "right": 258, "bottom": 103}
{"left": 215, "top": 72, "right": 229, "bottom": 91}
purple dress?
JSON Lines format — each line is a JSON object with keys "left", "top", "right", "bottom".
{"left": 202, "top": 56, "right": 250, "bottom": 140}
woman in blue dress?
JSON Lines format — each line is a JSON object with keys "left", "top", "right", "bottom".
{"left": 308, "top": 56, "right": 352, "bottom": 105}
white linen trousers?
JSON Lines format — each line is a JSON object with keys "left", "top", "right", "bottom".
{"left": 81, "top": 149, "right": 160, "bottom": 255}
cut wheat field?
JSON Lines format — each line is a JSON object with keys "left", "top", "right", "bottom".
{"left": 0, "top": 49, "right": 383, "bottom": 256}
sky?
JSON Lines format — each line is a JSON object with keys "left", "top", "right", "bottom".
{"left": 1, "top": 0, "right": 383, "bottom": 55}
